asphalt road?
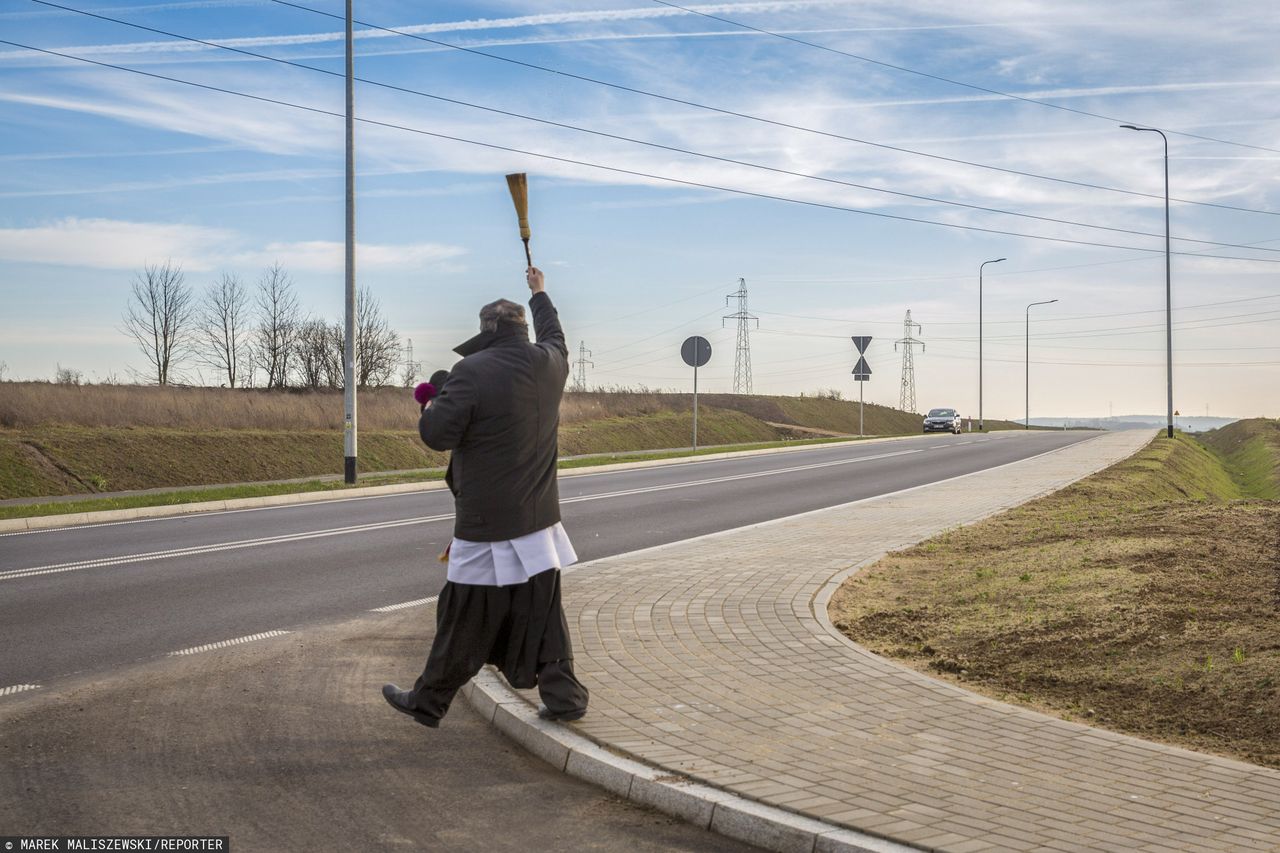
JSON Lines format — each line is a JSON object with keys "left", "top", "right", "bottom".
{"left": 0, "top": 430, "right": 1093, "bottom": 689}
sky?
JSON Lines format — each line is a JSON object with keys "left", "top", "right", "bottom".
{"left": 1, "top": 0, "right": 1278, "bottom": 420}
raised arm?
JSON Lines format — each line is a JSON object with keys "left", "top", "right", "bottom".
{"left": 527, "top": 266, "right": 567, "bottom": 359}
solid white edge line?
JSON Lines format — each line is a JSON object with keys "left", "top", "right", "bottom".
{"left": 0, "top": 443, "right": 939, "bottom": 580}
{"left": 554, "top": 431, "right": 1104, "bottom": 573}
{"left": 1, "top": 431, "right": 1016, "bottom": 537}
{"left": 168, "top": 630, "right": 291, "bottom": 657}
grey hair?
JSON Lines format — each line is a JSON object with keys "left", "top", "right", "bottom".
{"left": 479, "top": 299, "right": 527, "bottom": 333}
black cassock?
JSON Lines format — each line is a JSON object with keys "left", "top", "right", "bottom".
{"left": 410, "top": 568, "right": 588, "bottom": 722}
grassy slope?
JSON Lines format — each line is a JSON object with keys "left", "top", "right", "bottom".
{"left": 829, "top": 433, "right": 1280, "bottom": 768}
{"left": 1199, "top": 418, "right": 1280, "bottom": 499}
{"left": 0, "top": 384, "right": 1035, "bottom": 501}
{"left": 0, "top": 408, "right": 782, "bottom": 499}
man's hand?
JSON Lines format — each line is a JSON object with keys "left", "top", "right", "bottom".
{"left": 527, "top": 266, "right": 545, "bottom": 295}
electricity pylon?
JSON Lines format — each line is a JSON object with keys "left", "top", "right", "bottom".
{"left": 894, "top": 310, "right": 924, "bottom": 413}
{"left": 723, "top": 278, "right": 758, "bottom": 394}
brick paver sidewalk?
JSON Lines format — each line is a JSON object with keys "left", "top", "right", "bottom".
{"left": 533, "top": 431, "right": 1280, "bottom": 852}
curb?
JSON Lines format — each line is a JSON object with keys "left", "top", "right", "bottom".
{"left": 0, "top": 432, "right": 956, "bottom": 534}
{"left": 459, "top": 670, "right": 917, "bottom": 853}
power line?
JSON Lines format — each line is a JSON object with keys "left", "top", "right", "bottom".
{"left": 754, "top": 308, "right": 1280, "bottom": 344}
{"left": 10, "top": 37, "right": 1280, "bottom": 265}
{"left": 264, "top": 0, "right": 1280, "bottom": 220}
{"left": 34, "top": 0, "right": 1279, "bottom": 254}
{"left": 652, "top": 0, "right": 1280, "bottom": 157}
{"left": 755, "top": 292, "right": 1280, "bottom": 327}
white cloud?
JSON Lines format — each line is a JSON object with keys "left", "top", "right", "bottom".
{"left": 0, "top": 218, "right": 467, "bottom": 273}
{"left": 0, "top": 218, "right": 233, "bottom": 271}
{"left": 233, "top": 240, "right": 467, "bottom": 273}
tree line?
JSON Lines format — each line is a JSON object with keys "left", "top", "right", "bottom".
{"left": 122, "top": 260, "right": 407, "bottom": 389}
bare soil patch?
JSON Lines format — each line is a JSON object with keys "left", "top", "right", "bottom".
{"left": 830, "top": 434, "right": 1280, "bottom": 768}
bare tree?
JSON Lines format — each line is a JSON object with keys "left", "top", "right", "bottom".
{"left": 199, "top": 272, "right": 250, "bottom": 388}
{"left": 322, "top": 322, "right": 345, "bottom": 388}
{"left": 356, "top": 286, "right": 400, "bottom": 387}
{"left": 122, "top": 260, "right": 196, "bottom": 386}
{"left": 251, "top": 263, "right": 300, "bottom": 389}
{"left": 55, "top": 363, "right": 83, "bottom": 385}
{"left": 293, "top": 317, "right": 333, "bottom": 389}
{"left": 0, "top": 360, "right": 8, "bottom": 382}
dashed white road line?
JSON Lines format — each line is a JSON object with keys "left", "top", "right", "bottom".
{"left": 0, "top": 684, "right": 41, "bottom": 697}
{"left": 169, "top": 630, "right": 292, "bottom": 656}
{"left": 2, "top": 447, "right": 927, "bottom": 583}
{"left": 370, "top": 595, "right": 439, "bottom": 613}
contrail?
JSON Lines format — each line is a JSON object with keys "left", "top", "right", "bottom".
{"left": 0, "top": 0, "right": 843, "bottom": 59}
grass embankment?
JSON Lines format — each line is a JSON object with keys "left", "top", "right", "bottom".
{"left": 0, "top": 381, "right": 1033, "bottom": 507}
{"left": 830, "top": 427, "right": 1280, "bottom": 768}
{"left": 1200, "top": 418, "right": 1280, "bottom": 499}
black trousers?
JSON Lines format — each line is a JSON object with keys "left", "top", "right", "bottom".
{"left": 410, "top": 568, "right": 589, "bottom": 723}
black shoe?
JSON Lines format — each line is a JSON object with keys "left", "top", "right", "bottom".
{"left": 382, "top": 684, "right": 440, "bottom": 728}
{"left": 537, "top": 704, "right": 587, "bottom": 722}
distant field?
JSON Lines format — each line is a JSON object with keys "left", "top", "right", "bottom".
{"left": 832, "top": 424, "right": 1280, "bottom": 768}
{"left": 0, "top": 382, "right": 1030, "bottom": 500}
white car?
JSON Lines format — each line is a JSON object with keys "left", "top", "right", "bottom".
{"left": 923, "top": 408, "right": 962, "bottom": 434}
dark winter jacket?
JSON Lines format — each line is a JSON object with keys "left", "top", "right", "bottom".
{"left": 419, "top": 291, "right": 569, "bottom": 541}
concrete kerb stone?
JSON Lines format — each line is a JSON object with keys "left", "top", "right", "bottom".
{"left": 463, "top": 671, "right": 919, "bottom": 853}
{"left": 0, "top": 430, "right": 1001, "bottom": 534}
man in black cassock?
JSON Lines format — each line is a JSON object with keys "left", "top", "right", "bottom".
{"left": 382, "top": 266, "right": 589, "bottom": 728}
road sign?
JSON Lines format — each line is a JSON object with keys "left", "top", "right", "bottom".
{"left": 852, "top": 356, "right": 871, "bottom": 381}
{"left": 681, "top": 336, "right": 712, "bottom": 450}
{"left": 851, "top": 335, "right": 872, "bottom": 354}
{"left": 681, "top": 335, "right": 712, "bottom": 368}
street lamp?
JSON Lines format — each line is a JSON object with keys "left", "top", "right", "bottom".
{"left": 1026, "top": 299, "right": 1058, "bottom": 429}
{"left": 978, "top": 257, "right": 1005, "bottom": 431}
{"left": 342, "top": 0, "right": 358, "bottom": 483}
{"left": 1120, "top": 124, "right": 1173, "bottom": 439}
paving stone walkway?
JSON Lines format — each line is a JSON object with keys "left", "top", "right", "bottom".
{"left": 520, "top": 430, "right": 1280, "bottom": 852}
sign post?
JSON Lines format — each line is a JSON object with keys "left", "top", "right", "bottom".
{"left": 851, "top": 336, "right": 872, "bottom": 437}
{"left": 681, "top": 336, "right": 712, "bottom": 450}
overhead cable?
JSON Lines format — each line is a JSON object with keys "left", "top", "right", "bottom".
{"left": 36, "top": 0, "right": 1277, "bottom": 254}
{"left": 263, "top": 0, "right": 1280, "bottom": 219}
{"left": 652, "top": 0, "right": 1280, "bottom": 156}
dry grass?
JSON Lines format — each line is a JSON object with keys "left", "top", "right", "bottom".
{"left": 829, "top": 433, "right": 1280, "bottom": 768}
{"left": 0, "top": 382, "right": 423, "bottom": 431}
{"left": 0, "top": 382, "right": 1031, "bottom": 433}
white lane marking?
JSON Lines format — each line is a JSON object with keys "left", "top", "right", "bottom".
{"left": 2, "top": 449, "right": 925, "bottom": 582}
{"left": 0, "top": 487, "right": 452, "bottom": 539}
{"left": 169, "top": 630, "right": 291, "bottom": 656}
{"left": 560, "top": 446, "right": 925, "bottom": 504}
{"left": 0, "top": 513, "right": 453, "bottom": 582}
{"left": 370, "top": 595, "right": 438, "bottom": 613}
{"left": 2, "top": 436, "right": 1087, "bottom": 583}
{"left": 557, "top": 432, "right": 1109, "bottom": 573}
{"left": 0, "top": 683, "right": 41, "bottom": 697}
{"left": 0, "top": 433, "right": 940, "bottom": 538}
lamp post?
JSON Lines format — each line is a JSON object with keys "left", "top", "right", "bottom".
{"left": 978, "top": 257, "right": 1005, "bottom": 431}
{"left": 1025, "top": 299, "right": 1058, "bottom": 429}
{"left": 342, "top": 0, "right": 358, "bottom": 483}
{"left": 1120, "top": 124, "right": 1173, "bottom": 439}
